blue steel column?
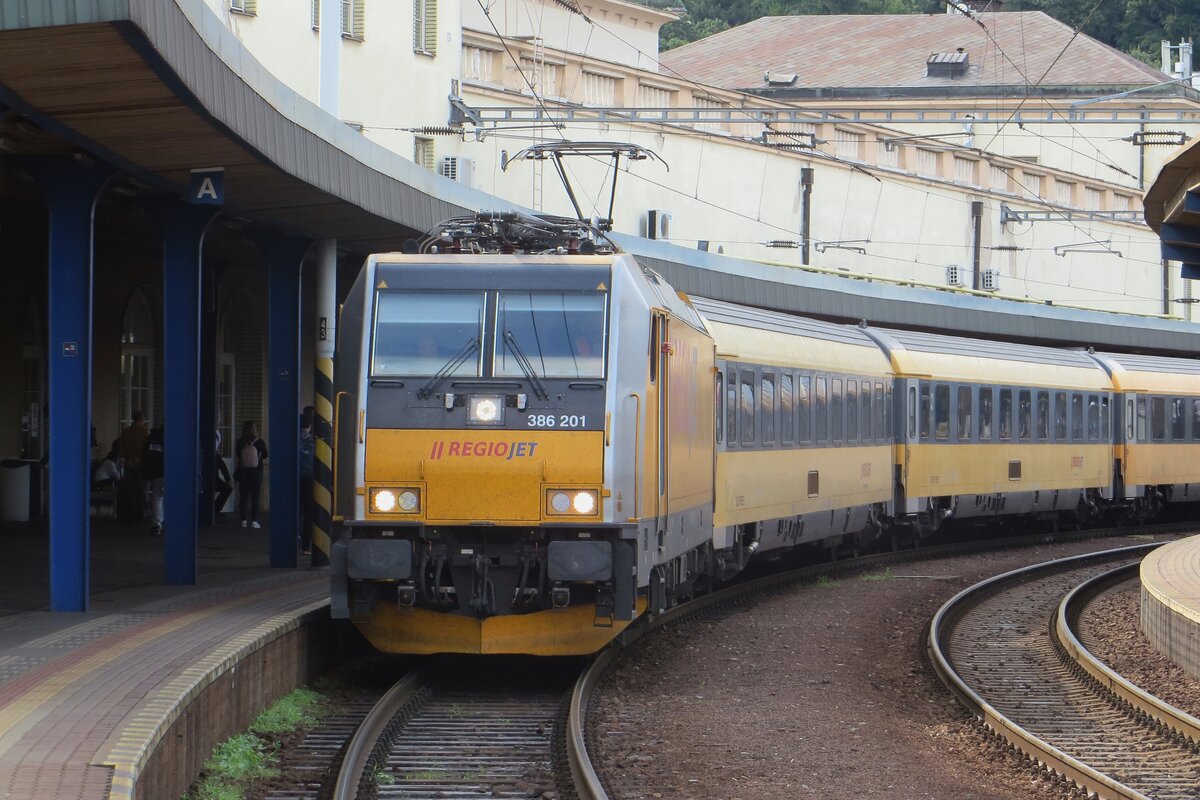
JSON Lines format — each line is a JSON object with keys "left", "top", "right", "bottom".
{"left": 163, "top": 205, "right": 218, "bottom": 585}
{"left": 22, "top": 157, "right": 112, "bottom": 612}
{"left": 263, "top": 234, "right": 312, "bottom": 568}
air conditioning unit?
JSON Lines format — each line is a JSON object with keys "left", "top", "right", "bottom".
{"left": 646, "top": 209, "right": 672, "bottom": 240}
{"left": 439, "top": 156, "right": 476, "bottom": 188}
{"left": 981, "top": 268, "right": 1001, "bottom": 292}
{"left": 945, "top": 265, "right": 965, "bottom": 287}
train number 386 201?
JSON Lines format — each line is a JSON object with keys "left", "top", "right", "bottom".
{"left": 527, "top": 414, "right": 587, "bottom": 428}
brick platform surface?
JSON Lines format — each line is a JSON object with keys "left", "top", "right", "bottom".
{"left": 0, "top": 516, "right": 332, "bottom": 800}
{"left": 1141, "top": 535, "right": 1200, "bottom": 683}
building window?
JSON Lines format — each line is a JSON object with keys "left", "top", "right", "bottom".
{"left": 877, "top": 139, "right": 900, "bottom": 169}
{"left": 414, "top": 136, "right": 435, "bottom": 170}
{"left": 1113, "top": 193, "right": 1131, "bottom": 212}
{"left": 519, "top": 58, "right": 562, "bottom": 98}
{"left": 693, "top": 95, "right": 728, "bottom": 133}
{"left": 1084, "top": 186, "right": 1103, "bottom": 210}
{"left": 414, "top": 0, "right": 436, "bottom": 54}
{"left": 20, "top": 301, "right": 44, "bottom": 460}
{"left": 342, "top": 0, "right": 365, "bottom": 39}
{"left": 638, "top": 83, "right": 675, "bottom": 107}
{"left": 990, "top": 164, "right": 1012, "bottom": 193}
{"left": 464, "top": 47, "right": 496, "bottom": 83}
{"left": 582, "top": 72, "right": 619, "bottom": 106}
{"left": 953, "top": 156, "right": 979, "bottom": 185}
{"left": 835, "top": 129, "right": 865, "bottom": 161}
{"left": 916, "top": 148, "right": 939, "bottom": 177}
{"left": 230, "top": 0, "right": 257, "bottom": 14}
{"left": 1055, "top": 179, "right": 1075, "bottom": 207}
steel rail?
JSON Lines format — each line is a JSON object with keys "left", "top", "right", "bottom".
{"left": 1057, "top": 563, "right": 1200, "bottom": 746}
{"left": 331, "top": 670, "right": 423, "bottom": 800}
{"left": 928, "top": 544, "right": 1161, "bottom": 800}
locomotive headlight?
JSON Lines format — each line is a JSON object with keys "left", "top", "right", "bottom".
{"left": 370, "top": 487, "right": 421, "bottom": 514}
{"left": 468, "top": 395, "right": 504, "bottom": 425}
{"left": 571, "top": 491, "right": 596, "bottom": 515}
{"left": 546, "top": 488, "right": 599, "bottom": 516}
{"left": 397, "top": 490, "right": 420, "bottom": 512}
{"left": 372, "top": 489, "right": 397, "bottom": 513}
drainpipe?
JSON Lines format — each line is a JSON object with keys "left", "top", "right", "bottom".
{"left": 800, "top": 168, "right": 813, "bottom": 265}
{"left": 970, "top": 201, "right": 983, "bottom": 291}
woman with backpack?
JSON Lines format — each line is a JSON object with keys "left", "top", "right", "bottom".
{"left": 235, "top": 420, "right": 268, "bottom": 529}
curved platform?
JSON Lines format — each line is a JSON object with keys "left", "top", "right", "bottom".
{"left": 1140, "top": 535, "right": 1200, "bottom": 682}
{"left": 0, "top": 553, "right": 333, "bottom": 800}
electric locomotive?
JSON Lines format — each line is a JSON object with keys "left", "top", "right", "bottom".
{"left": 330, "top": 216, "right": 715, "bottom": 655}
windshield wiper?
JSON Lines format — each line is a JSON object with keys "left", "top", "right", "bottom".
{"left": 503, "top": 331, "right": 549, "bottom": 400}
{"left": 417, "top": 337, "right": 479, "bottom": 399}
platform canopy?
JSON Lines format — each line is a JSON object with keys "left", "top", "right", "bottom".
{"left": 0, "top": 0, "right": 495, "bottom": 253}
{"left": 1145, "top": 137, "right": 1200, "bottom": 280}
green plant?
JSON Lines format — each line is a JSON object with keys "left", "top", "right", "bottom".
{"left": 250, "top": 687, "right": 324, "bottom": 735}
{"left": 814, "top": 575, "right": 839, "bottom": 588}
{"left": 861, "top": 568, "right": 894, "bottom": 582}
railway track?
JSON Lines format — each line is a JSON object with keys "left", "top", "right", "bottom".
{"left": 929, "top": 544, "right": 1200, "bottom": 800}
{"left": 333, "top": 658, "right": 590, "bottom": 799}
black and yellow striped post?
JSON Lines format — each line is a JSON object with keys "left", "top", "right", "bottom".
{"left": 311, "top": 356, "right": 334, "bottom": 566}
{"left": 311, "top": 239, "right": 337, "bottom": 567}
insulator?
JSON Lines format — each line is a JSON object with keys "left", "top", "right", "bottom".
{"left": 412, "top": 126, "right": 458, "bottom": 136}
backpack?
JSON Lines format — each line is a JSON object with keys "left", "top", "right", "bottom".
{"left": 239, "top": 441, "right": 260, "bottom": 470}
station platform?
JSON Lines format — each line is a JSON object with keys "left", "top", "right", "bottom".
{"left": 1140, "top": 535, "right": 1200, "bottom": 683}
{"left": 0, "top": 516, "right": 335, "bottom": 800}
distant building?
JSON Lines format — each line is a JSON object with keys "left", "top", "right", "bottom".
{"left": 208, "top": 1, "right": 1200, "bottom": 315}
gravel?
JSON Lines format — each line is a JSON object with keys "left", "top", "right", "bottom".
{"left": 590, "top": 534, "right": 1196, "bottom": 800}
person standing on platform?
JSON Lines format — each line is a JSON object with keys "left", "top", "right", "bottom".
{"left": 298, "top": 408, "right": 315, "bottom": 555}
{"left": 235, "top": 420, "right": 268, "bottom": 529}
{"left": 117, "top": 411, "right": 150, "bottom": 523}
{"left": 142, "top": 424, "right": 165, "bottom": 535}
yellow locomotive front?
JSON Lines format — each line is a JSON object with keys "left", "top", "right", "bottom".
{"left": 330, "top": 253, "right": 641, "bottom": 655}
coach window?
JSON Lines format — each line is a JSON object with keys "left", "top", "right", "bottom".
{"left": 816, "top": 377, "right": 829, "bottom": 442}
{"left": 846, "top": 380, "right": 859, "bottom": 442}
{"left": 934, "top": 384, "right": 950, "bottom": 440}
{"left": 740, "top": 371, "right": 756, "bottom": 445}
{"left": 861, "top": 382, "right": 873, "bottom": 441}
{"left": 1036, "top": 391, "right": 1050, "bottom": 440}
{"left": 883, "top": 382, "right": 892, "bottom": 440}
{"left": 1150, "top": 396, "right": 1166, "bottom": 441}
{"left": 1193, "top": 399, "right": 1200, "bottom": 441}
{"left": 876, "top": 381, "right": 886, "bottom": 441}
{"left": 715, "top": 371, "right": 724, "bottom": 444}
{"left": 831, "top": 378, "right": 844, "bottom": 442}
{"left": 1055, "top": 392, "right": 1068, "bottom": 440}
{"left": 798, "top": 375, "right": 812, "bottom": 443}
{"left": 1018, "top": 390, "right": 1032, "bottom": 440}
{"left": 1126, "top": 398, "right": 1135, "bottom": 441}
{"left": 956, "top": 386, "right": 972, "bottom": 440}
{"left": 780, "top": 374, "right": 794, "bottom": 443}
{"left": 1171, "top": 397, "right": 1186, "bottom": 441}
{"left": 998, "top": 389, "right": 1012, "bottom": 440}
{"left": 761, "top": 374, "right": 776, "bottom": 444}
{"left": 1087, "top": 395, "right": 1101, "bottom": 441}
{"left": 1101, "top": 396, "right": 1111, "bottom": 440}
{"left": 1069, "top": 393, "right": 1084, "bottom": 441}
{"left": 726, "top": 372, "right": 738, "bottom": 446}
{"left": 908, "top": 385, "right": 917, "bottom": 439}
{"left": 978, "top": 388, "right": 993, "bottom": 440}
{"left": 1136, "top": 396, "right": 1147, "bottom": 442}
{"left": 919, "top": 382, "right": 931, "bottom": 440}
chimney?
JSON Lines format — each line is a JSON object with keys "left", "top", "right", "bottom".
{"left": 927, "top": 48, "right": 970, "bottom": 78}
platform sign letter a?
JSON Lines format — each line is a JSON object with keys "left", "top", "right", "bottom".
{"left": 189, "top": 168, "right": 225, "bottom": 206}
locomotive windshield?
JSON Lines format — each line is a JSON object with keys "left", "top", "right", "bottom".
{"left": 371, "top": 291, "right": 484, "bottom": 376}
{"left": 495, "top": 291, "right": 607, "bottom": 379}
